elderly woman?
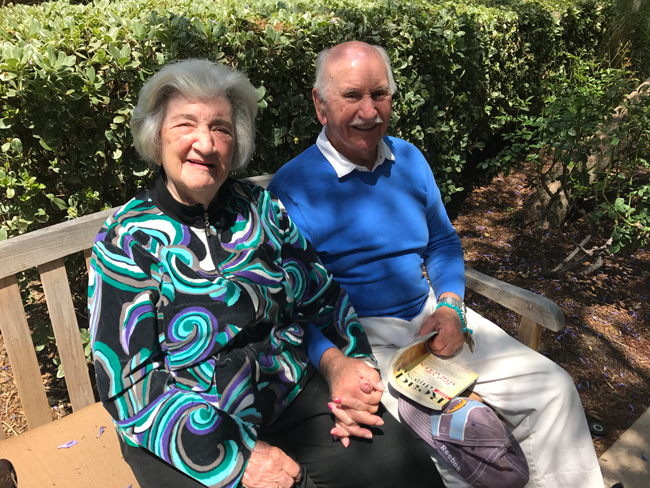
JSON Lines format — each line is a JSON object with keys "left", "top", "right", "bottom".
{"left": 89, "top": 59, "right": 442, "bottom": 488}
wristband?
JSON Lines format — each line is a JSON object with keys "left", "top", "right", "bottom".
{"left": 435, "top": 297, "right": 471, "bottom": 335}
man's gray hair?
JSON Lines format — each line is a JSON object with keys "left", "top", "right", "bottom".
{"left": 131, "top": 59, "right": 258, "bottom": 172}
{"left": 313, "top": 44, "right": 397, "bottom": 101}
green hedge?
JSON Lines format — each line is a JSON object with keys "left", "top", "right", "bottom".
{"left": 0, "top": 0, "right": 611, "bottom": 238}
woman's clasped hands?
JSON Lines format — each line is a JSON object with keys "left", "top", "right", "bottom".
{"left": 319, "top": 348, "right": 385, "bottom": 447}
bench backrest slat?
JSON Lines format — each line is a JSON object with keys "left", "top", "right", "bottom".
{"left": 0, "top": 209, "right": 114, "bottom": 281}
{"left": 39, "top": 258, "right": 95, "bottom": 411}
{"left": 241, "top": 174, "right": 274, "bottom": 189}
{"left": 0, "top": 275, "right": 52, "bottom": 429}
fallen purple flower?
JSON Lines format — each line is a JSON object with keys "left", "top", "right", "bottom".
{"left": 58, "top": 440, "right": 78, "bottom": 449}
{"left": 97, "top": 426, "right": 105, "bottom": 438}
{"left": 641, "top": 453, "right": 647, "bottom": 462}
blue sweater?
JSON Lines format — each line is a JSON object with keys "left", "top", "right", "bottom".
{"left": 269, "top": 136, "right": 465, "bottom": 322}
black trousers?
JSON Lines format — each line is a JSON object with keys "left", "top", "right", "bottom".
{"left": 120, "top": 373, "right": 443, "bottom": 488}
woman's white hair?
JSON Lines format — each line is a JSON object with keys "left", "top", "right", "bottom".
{"left": 131, "top": 59, "right": 258, "bottom": 172}
{"left": 313, "top": 43, "right": 397, "bottom": 102}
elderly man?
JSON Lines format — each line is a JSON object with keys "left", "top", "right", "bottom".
{"left": 268, "top": 41, "right": 603, "bottom": 488}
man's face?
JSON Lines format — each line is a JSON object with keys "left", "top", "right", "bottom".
{"left": 313, "top": 49, "right": 392, "bottom": 168}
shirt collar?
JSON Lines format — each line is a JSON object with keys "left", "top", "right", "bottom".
{"left": 316, "top": 126, "right": 395, "bottom": 178}
{"left": 149, "top": 174, "right": 233, "bottom": 228}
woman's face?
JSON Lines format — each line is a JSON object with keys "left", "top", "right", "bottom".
{"left": 159, "top": 95, "right": 234, "bottom": 207}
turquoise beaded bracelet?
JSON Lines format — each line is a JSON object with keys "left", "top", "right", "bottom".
{"left": 435, "top": 300, "right": 471, "bottom": 335}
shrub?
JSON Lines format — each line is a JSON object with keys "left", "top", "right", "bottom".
{"left": 605, "top": 0, "right": 650, "bottom": 79}
{"left": 0, "top": 0, "right": 611, "bottom": 241}
{"left": 481, "top": 57, "right": 650, "bottom": 274}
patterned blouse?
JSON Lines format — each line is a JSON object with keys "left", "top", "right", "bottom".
{"left": 89, "top": 177, "right": 375, "bottom": 487}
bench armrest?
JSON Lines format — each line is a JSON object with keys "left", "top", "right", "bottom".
{"left": 465, "top": 266, "right": 564, "bottom": 332}
{"left": 465, "top": 265, "right": 565, "bottom": 351}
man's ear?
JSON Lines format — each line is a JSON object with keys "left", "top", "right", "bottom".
{"left": 312, "top": 88, "right": 328, "bottom": 126}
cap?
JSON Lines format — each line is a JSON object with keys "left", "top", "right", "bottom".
{"left": 398, "top": 396, "right": 529, "bottom": 488}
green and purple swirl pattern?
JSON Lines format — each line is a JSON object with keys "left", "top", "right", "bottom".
{"left": 89, "top": 178, "right": 374, "bottom": 487}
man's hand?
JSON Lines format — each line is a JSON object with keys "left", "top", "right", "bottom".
{"left": 241, "top": 440, "right": 301, "bottom": 488}
{"left": 418, "top": 306, "right": 465, "bottom": 357}
{"left": 319, "top": 348, "right": 385, "bottom": 445}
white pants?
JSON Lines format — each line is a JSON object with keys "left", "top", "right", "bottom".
{"left": 359, "top": 291, "right": 603, "bottom": 488}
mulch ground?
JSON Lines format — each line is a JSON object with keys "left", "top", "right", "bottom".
{"left": 1, "top": 164, "right": 649, "bottom": 459}
{"left": 452, "top": 164, "right": 650, "bottom": 457}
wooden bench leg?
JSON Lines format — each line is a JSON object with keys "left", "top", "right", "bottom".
{"left": 517, "top": 316, "right": 543, "bottom": 351}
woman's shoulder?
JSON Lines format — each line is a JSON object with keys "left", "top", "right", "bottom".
{"left": 95, "top": 189, "right": 167, "bottom": 243}
{"left": 227, "top": 177, "right": 280, "bottom": 208}
{"left": 227, "top": 178, "right": 288, "bottom": 228}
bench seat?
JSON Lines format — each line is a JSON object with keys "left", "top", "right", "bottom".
{"left": 0, "top": 402, "right": 138, "bottom": 487}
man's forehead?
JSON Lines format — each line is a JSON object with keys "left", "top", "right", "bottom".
{"left": 327, "top": 52, "right": 389, "bottom": 89}
{"left": 332, "top": 77, "right": 390, "bottom": 92}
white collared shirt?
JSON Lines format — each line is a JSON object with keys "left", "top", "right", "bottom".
{"left": 316, "top": 126, "right": 395, "bottom": 178}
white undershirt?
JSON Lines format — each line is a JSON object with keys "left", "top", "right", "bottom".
{"left": 316, "top": 126, "right": 395, "bottom": 178}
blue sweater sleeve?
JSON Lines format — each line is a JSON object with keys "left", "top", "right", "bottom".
{"left": 421, "top": 166, "right": 466, "bottom": 299}
{"left": 303, "top": 324, "right": 337, "bottom": 371}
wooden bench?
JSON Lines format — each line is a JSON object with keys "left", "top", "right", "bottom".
{"left": 0, "top": 174, "right": 565, "bottom": 487}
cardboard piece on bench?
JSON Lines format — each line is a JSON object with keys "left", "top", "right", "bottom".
{"left": 0, "top": 403, "right": 139, "bottom": 488}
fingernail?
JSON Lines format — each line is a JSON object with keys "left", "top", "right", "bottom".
{"left": 327, "top": 403, "right": 334, "bottom": 410}
{"left": 378, "top": 381, "right": 385, "bottom": 390}
{"left": 333, "top": 397, "right": 341, "bottom": 403}
{"left": 376, "top": 420, "right": 384, "bottom": 426}
{"left": 363, "top": 433, "right": 373, "bottom": 439}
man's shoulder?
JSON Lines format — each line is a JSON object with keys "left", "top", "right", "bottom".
{"left": 384, "top": 136, "right": 424, "bottom": 158}
{"left": 281, "top": 144, "right": 326, "bottom": 171}
{"left": 270, "top": 144, "right": 332, "bottom": 194}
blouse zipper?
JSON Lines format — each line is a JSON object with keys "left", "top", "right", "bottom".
{"left": 204, "top": 211, "right": 215, "bottom": 237}
{"left": 203, "top": 211, "right": 223, "bottom": 277}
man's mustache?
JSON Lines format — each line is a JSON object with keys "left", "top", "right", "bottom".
{"left": 349, "top": 116, "right": 384, "bottom": 128}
